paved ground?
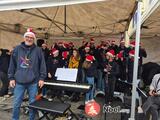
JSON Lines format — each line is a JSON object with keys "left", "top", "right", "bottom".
{"left": 0, "top": 95, "right": 123, "bottom": 120}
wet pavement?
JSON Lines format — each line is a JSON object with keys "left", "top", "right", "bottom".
{"left": 0, "top": 95, "right": 122, "bottom": 120}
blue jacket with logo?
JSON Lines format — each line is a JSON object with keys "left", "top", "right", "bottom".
{"left": 8, "top": 42, "right": 47, "bottom": 84}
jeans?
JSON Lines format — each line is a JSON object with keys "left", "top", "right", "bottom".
{"left": 12, "top": 83, "right": 38, "bottom": 120}
{"left": 42, "top": 87, "right": 46, "bottom": 96}
{"left": 85, "top": 77, "right": 95, "bottom": 101}
{"left": 97, "top": 69, "right": 104, "bottom": 91}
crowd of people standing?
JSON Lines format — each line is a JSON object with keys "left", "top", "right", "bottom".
{"left": 0, "top": 28, "right": 148, "bottom": 120}
{"left": 40, "top": 38, "right": 147, "bottom": 104}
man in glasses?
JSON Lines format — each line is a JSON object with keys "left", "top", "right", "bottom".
{"left": 8, "top": 28, "right": 47, "bottom": 120}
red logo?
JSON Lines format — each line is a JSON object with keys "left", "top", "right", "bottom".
{"left": 85, "top": 101, "right": 100, "bottom": 117}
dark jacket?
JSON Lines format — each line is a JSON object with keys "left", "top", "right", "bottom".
{"left": 95, "top": 48, "right": 106, "bottom": 70}
{"left": 8, "top": 42, "right": 47, "bottom": 84}
{"left": 47, "top": 55, "right": 62, "bottom": 78}
{"left": 139, "top": 48, "right": 147, "bottom": 65}
{"left": 127, "top": 58, "right": 141, "bottom": 83}
{"left": 61, "top": 57, "right": 69, "bottom": 68}
{"left": 42, "top": 48, "right": 50, "bottom": 63}
{"left": 0, "top": 49, "right": 10, "bottom": 73}
{"left": 83, "top": 62, "right": 97, "bottom": 78}
{"left": 108, "top": 45, "right": 119, "bottom": 54}
{"left": 116, "top": 58, "right": 127, "bottom": 80}
{"left": 118, "top": 46, "right": 129, "bottom": 58}
{"left": 103, "top": 60, "right": 119, "bottom": 78}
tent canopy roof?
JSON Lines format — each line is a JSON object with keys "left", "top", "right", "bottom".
{"left": 142, "top": 5, "right": 160, "bottom": 38}
{"left": 0, "top": 0, "right": 135, "bottom": 39}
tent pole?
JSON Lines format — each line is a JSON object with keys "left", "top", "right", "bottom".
{"left": 36, "top": 8, "right": 65, "bottom": 33}
{"left": 64, "top": 5, "right": 67, "bottom": 33}
{"left": 18, "top": 10, "right": 73, "bottom": 32}
{"left": 129, "top": 1, "right": 142, "bottom": 120}
{"left": 125, "top": 31, "right": 130, "bottom": 47}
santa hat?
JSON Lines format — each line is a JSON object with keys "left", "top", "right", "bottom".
{"left": 90, "top": 38, "right": 95, "bottom": 43}
{"left": 62, "top": 51, "right": 69, "bottom": 59}
{"left": 111, "top": 40, "right": 116, "bottom": 43}
{"left": 58, "top": 41, "right": 63, "bottom": 45}
{"left": 130, "top": 40, "right": 142, "bottom": 47}
{"left": 129, "top": 50, "right": 135, "bottom": 57}
{"left": 130, "top": 41, "right": 135, "bottom": 47}
{"left": 42, "top": 43, "right": 47, "bottom": 47}
{"left": 82, "top": 40, "right": 86, "bottom": 44}
{"left": 24, "top": 28, "right": 36, "bottom": 39}
{"left": 69, "top": 42, "right": 74, "bottom": 45}
{"left": 63, "top": 43, "right": 69, "bottom": 48}
{"left": 96, "top": 45, "right": 101, "bottom": 49}
{"left": 117, "top": 51, "right": 123, "bottom": 59}
{"left": 107, "top": 50, "right": 115, "bottom": 57}
{"left": 51, "top": 48, "right": 59, "bottom": 55}
{"left": 85, "top": 45, "right": 90, "bottom": 50}
{"left": 68, "top": 42, "right": 74, "bottom": 48}
{"left": 86, "top": 55, "right": 95, "bottom": 62}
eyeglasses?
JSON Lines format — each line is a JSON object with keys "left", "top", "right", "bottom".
{"left": 25, "top": 36, "right": 34, "bottom": 40}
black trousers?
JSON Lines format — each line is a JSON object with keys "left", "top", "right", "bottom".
{"left": 105, "top": 76, "right": 116, "bottom": 103}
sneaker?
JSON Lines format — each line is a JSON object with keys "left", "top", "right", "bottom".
{"left": 99, "top": 91, "right": 105, "bottom": 95}
{"left": 43, "top": 95, "right": 47, "bottom": 98}
{"left": 95, "top": 90, "right": 100, "bottom": 97}
{"left": 64, "top": 94, "right": 70, "bottom": 98}
{"left": 47, "top": 96, "right": 53, "bottom": 101}
{"left": 85, "top": 101, "right": 90, "bottom": 104}
{"left": 67, "top": 115, "right": 73, "bottom": 120}
{"left": 90, "top": 99, "right": 95, "bottom": 102}
{"left": 48, "top": 98, "right": 53, "bottom": 101}
{"left": 138, "top": 106, "right": 143, "bottom": 113}
{"left": 108, "top": 102, "right": 112, "bottom": 105}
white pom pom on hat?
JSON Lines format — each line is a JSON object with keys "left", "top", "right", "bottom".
{"left": 24, "top": 28, "right": 36, "bottom": 39}
{"left": 86, "top": 55, "right": 95, "bottom": 63}
{"left": 106, "top": 50, "right": 115, "bottom": 57}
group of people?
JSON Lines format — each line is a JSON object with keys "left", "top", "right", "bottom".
{"left": 40, "top": 36, "right": 147, "bottom": 104}
{"left": 0, "top": 28, "right": 148, "bottom": 120}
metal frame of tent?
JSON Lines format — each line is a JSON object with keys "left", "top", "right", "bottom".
{"left": 0, "top": 0, "right": 135, "bottom": 40}
{"left": 0, "top": 0, "right": 160, "bottom": 120}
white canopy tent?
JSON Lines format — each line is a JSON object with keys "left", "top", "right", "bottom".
{"left": 0, "top": 0, "right": 105, "bottom": 11}
{"left": 0, "top": 0, "right": 160, "bottom": 120}
{"left": 0, "top": 0, "right": 135, "bottom": 49}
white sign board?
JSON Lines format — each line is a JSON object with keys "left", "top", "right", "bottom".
{"left": 55, "top": 68, "right": 78, "bottom": 82}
